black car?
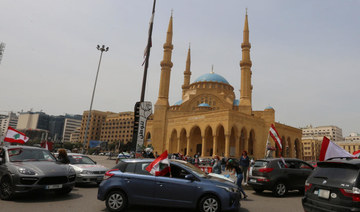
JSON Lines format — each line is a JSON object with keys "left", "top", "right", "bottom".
{"left": 248, "top": 158, "right": 314, "bottom": 197}
{"left": 0, "top": 145, "right": 76, "bottom": 200}
{"left": 302, "top": 158, "right": 360, "bottom": 212}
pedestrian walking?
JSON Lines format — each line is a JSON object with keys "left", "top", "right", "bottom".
{"left": 226, "top": 159, "right": 247, "bottom": 199}
{"left": 212, "top": 155, "right": 222, "bottom": 174}
{"left": 240, "top": 151, "right": 250, "bottom": 185}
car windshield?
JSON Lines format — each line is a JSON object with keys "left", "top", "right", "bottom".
{"left": 8, "top": 148, "right": 56, "bottom": 162}
{"left": 68, "top": 155, "right": 95, "bottom": 165}
{"left": 174, "top": 160, "right": 206, "bottom": 178}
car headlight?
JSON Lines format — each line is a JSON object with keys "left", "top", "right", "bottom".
{"left": 81, "top": 170, "right": 93, "bottom": 174}
{"left": 18, "top": 167, "right": 37, "bottom": 175}
{"left": 217, "top": 185, "right": 238, "bottom": 193}
{"left": 68, "top": 166, "right": 76, "bottom": 174}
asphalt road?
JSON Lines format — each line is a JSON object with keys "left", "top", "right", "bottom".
{"left": 0, "top": 155, "right": 305, "bottom": 212}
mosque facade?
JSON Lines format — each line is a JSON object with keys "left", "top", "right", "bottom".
{"left": 145, "top": 13, "right": 302, "bottom": 159}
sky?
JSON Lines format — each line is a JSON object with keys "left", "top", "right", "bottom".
{"left": 0, "top": 0, "right": 359, "bottom": 136}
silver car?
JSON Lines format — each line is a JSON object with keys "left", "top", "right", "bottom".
{"left": 67, "top": 153, "right": 108, "bottom": 184}
{"left": 0, "top": 145, "right": 76, "bottom": 200}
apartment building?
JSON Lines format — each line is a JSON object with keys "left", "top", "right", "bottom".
{"left": 302, "top": 125, "right": 343, "bottom": 142}
{"left": 301, "top": 139, "right": 322, "bottom": 161}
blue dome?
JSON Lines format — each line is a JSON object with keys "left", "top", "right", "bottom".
{"left": 198, "top": 103, "right": 211, "bottom": 107}
{"left": 233, "top": 99, "right": 240, "bottom": 106}
{"left": 265, "top": 106, "right": 274, "bottom": 110}
{"left": 173, "top": 100, "right": 183, "bottom": 106}
{"left": 193, "top": 72, "right": 229, "bottom": 84}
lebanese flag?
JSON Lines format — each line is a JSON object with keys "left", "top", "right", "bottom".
{"left": 353, "top": 150, "right": 360, "bottom": 158}
{"left": 146, "top": 150, "right": 170, "bottom": 176}
{"left": 4, "top": 127, "right": 29, "bottom": 144}
{"left": 269, "top": 124, "right": 282, "bottom": 151}
{"left": 319, "top": 136, "right": 353, "bottom": 161}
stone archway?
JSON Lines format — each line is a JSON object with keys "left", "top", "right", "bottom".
{"left": 169, "top": 129, "right": 178, "bottom": 154}
{"left": 240, "top": 127, "right": 247, "bottom": 155}
{"left": 294, "top": 138, "right": 301, "bottom": 159}
{"left": 204, "top": 126, "right": 213, "bottom": 157}
{"left": 230, "top": 127, "right": 238, "bottom": 157}
{"left": 287, "top": 137, "right": 292, "bottom": 157}
{"left": 189, "top": 126, "right": 202, "bottom": 156}
{"left": 248, "top": 129, "right": 255, "bottom": 156}
{"left": 180, "top": 129, "right": 187, "bottom": 155}
{"left": 281, "top": 136, "right": 286, "bottom": 157}
{"left": 216, "top": 125, "right": 225, "bottom": 157}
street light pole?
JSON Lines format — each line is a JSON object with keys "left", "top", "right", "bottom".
{"left": 83, "top": 45, "right": 109, "bottom": 154}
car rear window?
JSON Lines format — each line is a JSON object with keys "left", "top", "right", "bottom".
{"left": 313, "top": 162, "right": 360, "bottom": 185}
{"left": 253, "top": 160, "right": 268, "bottom": 167}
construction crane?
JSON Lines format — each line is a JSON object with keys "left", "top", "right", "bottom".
{"left": 0, "top": 42, "right": 5, "bottom": 64}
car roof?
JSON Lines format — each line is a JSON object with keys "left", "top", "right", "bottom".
{"left": 2, "top": 145, "right": 44, "bottom": 150}
{"left": 256, "top": 158, "right": 306, "bottom": 162}
{"left": 321, "top": 158, "right": 360, "bottom": 167}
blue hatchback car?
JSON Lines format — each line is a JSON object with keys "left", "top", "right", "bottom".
{"left": 97, "top": 159, "right": 240, "bottom": 212}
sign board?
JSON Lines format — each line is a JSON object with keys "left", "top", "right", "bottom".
{"left": 135, "top": 101, "right": 152, "bottom": 152}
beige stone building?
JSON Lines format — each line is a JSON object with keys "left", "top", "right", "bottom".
{"left": 335, "top": 141, "right": 360, "bottom": 155}
{"left": 301, "top": 139, "right": 321, "bottom": 161}
{"left": 79, "top": 110, "right": 116, "bottom": 148}
{"left": 302, "top": 125, "right": 343, "bottom": 142}
{"left": 145, "top": 13, "right": 302, "bottom": 159}
{"left": 100, "top": 112, "right": 134, "bottom": 145}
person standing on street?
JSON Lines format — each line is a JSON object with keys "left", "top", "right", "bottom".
{"left": 226, "top": 159, "right": 247, "bottom": 199}
{"left": 240, "top": 151, "right": 250, "bottom": 185}
{"left": 212, "top": 155, "right": 222, "bottom": 174}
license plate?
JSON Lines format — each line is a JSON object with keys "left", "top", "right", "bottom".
{"left": 250, "top": 179, "right": 256, "bottom": 183}
{"left": 46, "top": 184, "right": 63, "bottom": 189}
{"left": 318, "top": 189, "right": 330, "bottom": 199}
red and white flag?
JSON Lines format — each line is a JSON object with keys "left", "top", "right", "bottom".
{"left": 353, "top": 150, "right": 360, "bottom": 158}
{"left": 4, "top": 127, "right": 29, "bottom": 144}
{"left": 269, "top": 124, "right": 282, "bottom": 151}
{"left": 319, "top": 136, "right": 353, "bottom": 161}
{"left": 146, "top": 150, "right": 170, "bottom": 176}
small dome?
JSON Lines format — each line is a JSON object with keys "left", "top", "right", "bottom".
{"left": 198, "top": 103, "right": 211, "bottom": 107}
{"left": 193, "top": 72, "right": 229, "bottom": 84}
{"left": 233, "top": 99, "right": 240, "bottom": 106}
{"left": 265, "top": 106, "right": 274, "bottom": 110}
{"left": 173, "top": 100, "right": 183, "bottom": 106}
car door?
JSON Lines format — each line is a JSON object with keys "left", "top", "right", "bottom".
{"left": 285, "top": 160, "right": 304, "bottom": 188}
{"left": 121, "top": 162, "right": 156, "bottom": 205}
{"left": 154, "top": 164, "right": 198, "bottom": 207}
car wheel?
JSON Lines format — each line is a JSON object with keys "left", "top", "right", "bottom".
{"left": 254, "top": 188, "right": 264, "bottom": 193}
{"left": 199, "top": 195, "right": 220, "bottom": 212}
{"left": 0, "top": 177, "right": 14, "bottom": 200}
{"left": 55, "top": 187, "right": 73, "bottom": 195}
{"left": 106, "top": 190, "right": 127, "bottom": 212}
{"left": 273, "top": 182, "right": 287, "bottom": 197}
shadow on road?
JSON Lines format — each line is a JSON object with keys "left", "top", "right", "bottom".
{"left": 12, "top": 191, "right": 83, "bottom": 203}
{"left": 250, "top": 190, "right": 303, "bottom": 198}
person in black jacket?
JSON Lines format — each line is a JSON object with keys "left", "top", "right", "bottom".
{"left": 57, "top": 149, "right": 70, "bottom": 164}
{"left": 226, "top": 159, "right": 247, "bottom": 199}
{"left": 239, "top": 151, "right": 250, "bottom": 185}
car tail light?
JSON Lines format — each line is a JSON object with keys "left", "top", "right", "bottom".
{"left": 340, "top": 187, "right": 360, "bottom": 202}
{"left": 257, "top": 178, "right": 270, "bottom": 182}
{"left": 305, "top": 180, "right": 312, "bottom": 192}
{"left": 103, "top": 169, "right": 119, "bottom": 180}
{"left": 258, "top": 168, "right": 274, "bottom": 173}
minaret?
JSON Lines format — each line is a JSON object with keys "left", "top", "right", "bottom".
{"left": 153, "top": 14, "right": 174, "bottom": 153}
{"left": 182, "top": 45, "right": 191, "bottom": 97}
{"left": 155, "top": 14, "right": 173, "bottom": 106}
{"left": 239, "top": 9, "right": 253, "bottom": 114}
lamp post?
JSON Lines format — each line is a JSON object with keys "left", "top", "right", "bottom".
{"left": 83, "top": 45, "right": 109, "bottom": 154}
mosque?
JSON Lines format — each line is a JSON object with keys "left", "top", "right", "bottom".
{"left": 145, "top": 12, "right": 302, "bottom": 159}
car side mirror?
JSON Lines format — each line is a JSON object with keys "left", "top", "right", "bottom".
{"left": 185, "top": 174, "right": 195, "bottom": 181}
{"left": 94, "top": 161, "right": 97, "bottom": 164}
